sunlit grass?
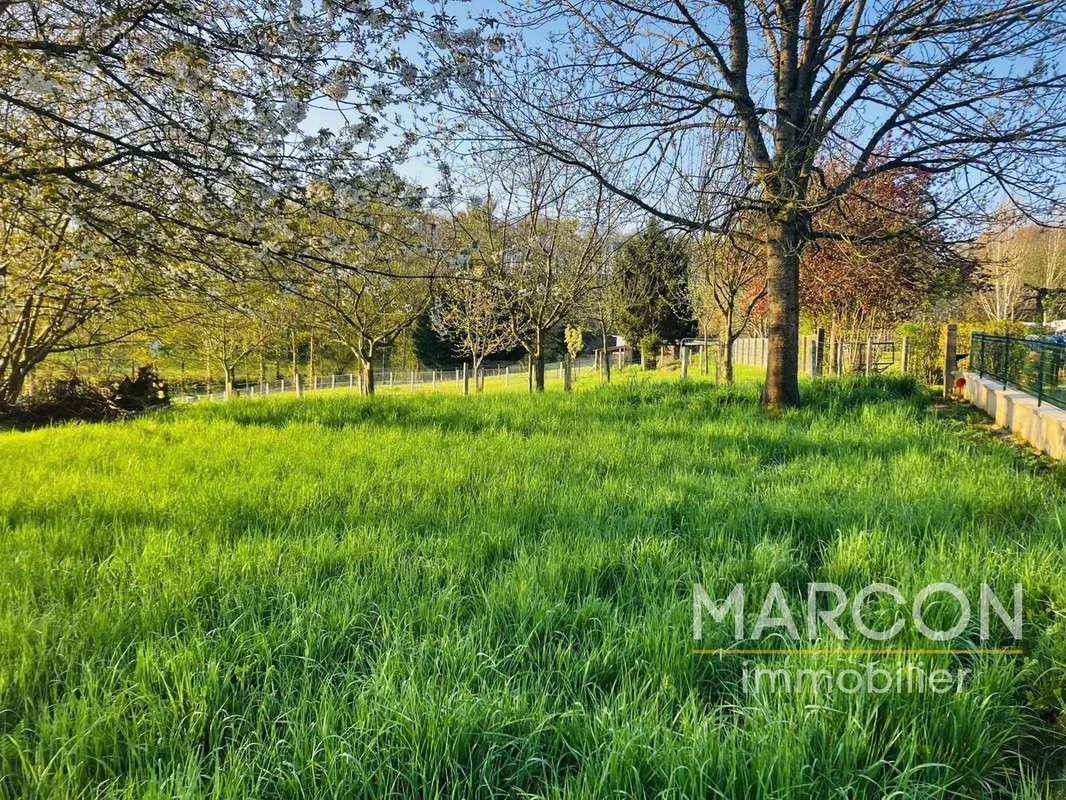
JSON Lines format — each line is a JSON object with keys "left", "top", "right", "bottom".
{"left": 1, "top": 370, "right": 1063, "bottom": 798}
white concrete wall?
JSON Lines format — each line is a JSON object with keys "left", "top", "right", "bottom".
{"left": 961, "top": 371, "right": 1066, "bottom": 459}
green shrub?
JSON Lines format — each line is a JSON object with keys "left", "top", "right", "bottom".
{"left": 564, "top": 325, "right": 585, "bottom": 358}
{"left": 896, "top": 322, "right": 940, "bottom": 383}
{"left": 638, "top": 333, "right": 661, "bottom": 369}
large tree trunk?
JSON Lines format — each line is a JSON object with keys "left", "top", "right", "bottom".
{"left": 762, "top": 217, "right": 802, "bottom": 408}
{"left": 0, "top": 364, "right": 29, "bottom": 409}
{"left": 0, "top": 330, "right": 44, "bottom": 406}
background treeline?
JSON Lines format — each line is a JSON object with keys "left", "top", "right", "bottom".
{"left": 14, "top": 176, "right": 1063, "bottom": 402}
{"left": 3, "top": 0, "right": 1066, "bottom": 410}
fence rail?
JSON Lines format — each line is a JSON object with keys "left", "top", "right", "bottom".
{"left": 970, "top": 332, "right": 1066, "bottom": 409}
{"left": 173, "top": 355, "right": 598, "bottom": 403}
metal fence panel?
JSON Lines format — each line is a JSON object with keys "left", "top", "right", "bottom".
{"left": 970, "top": 332, "right": 1066, "bottom": 409}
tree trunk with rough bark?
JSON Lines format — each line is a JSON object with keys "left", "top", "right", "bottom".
{"left": 724, "top": 336, "right": 736, "bottom": 384}
{"left": 762, "top": 217, "right": 802, "bottom": 408}
{"left": 361, "top": 360, "right": 375, "bottom": 395}
{"left": 527, "top": 329, "right": 546, "bottom": 392}
{"left": 0, "top": 362, "right": 30, "bottom": 409}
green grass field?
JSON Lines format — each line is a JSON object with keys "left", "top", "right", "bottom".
{"left": 1, "top": 370, "right": 1064, "bottom": 798}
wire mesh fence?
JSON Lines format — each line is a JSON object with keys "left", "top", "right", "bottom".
{"left": 173, "top": 355, "right": 599, "bottom": 403}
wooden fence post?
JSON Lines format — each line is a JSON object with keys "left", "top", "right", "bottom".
{"left": 680, "top": 345, "right": 689, "bottom": 380}
{"left": 901, "top": 337, "right": 911, "bottom": 375}
{"left": 943, "top": 323, "right": 957, "bottom": 398}
{"left": 865, "top": 338, "right": 873, "bottom": 376}
{"left": 563, "top": 356, "right": 573, "bottom": 392}
{"left": 815, "top": 328, "right": 825, "bottom": 377}
{"left": 462, "top": 363, "right": 469, "bottom": 395}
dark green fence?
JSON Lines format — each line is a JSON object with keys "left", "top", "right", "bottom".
{"left": 970, "top": 332, "right": 1066, "bottom": 409}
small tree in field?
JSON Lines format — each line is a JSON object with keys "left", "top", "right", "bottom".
{"left": 432, "top": 262, "right": 518, "bottom": 392}
{"left": 277, "top": 206, "right": 437, "bottom": 395}
{"left": 195, "top": 306, "right": 273, "bottom": 399}
{"left": 588, "top": 256, "right": 617, "bottom": 383}
{"left": 564, "top": 325, "right": 584, "bottom": 359}
{"left": 163, "top": 273, "right": 281, "bottom": 398}
{"left": 449, "top": 152, "right": 612, "bottom": 392}
{"left": 691, "top": 231, "right": 766, "bottom": 384}
{"left": 613, "top": 220, "right": 693, "bottom": 368}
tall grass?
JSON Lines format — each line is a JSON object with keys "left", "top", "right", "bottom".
{"left": 0, "top": 371, "right": 1063, "bottom": 798}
